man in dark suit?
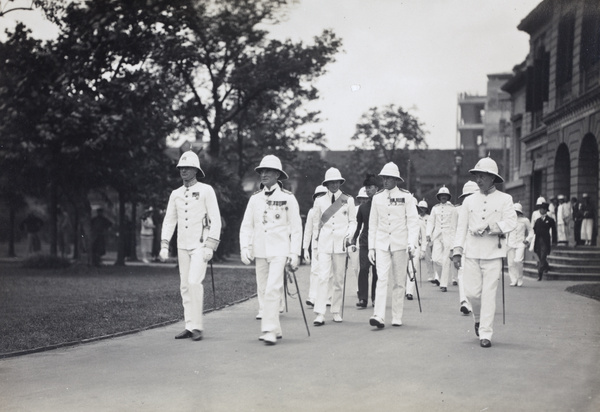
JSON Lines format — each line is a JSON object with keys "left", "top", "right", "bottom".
{"left": 533, "top": 202, "right": 557, "bottom": 281}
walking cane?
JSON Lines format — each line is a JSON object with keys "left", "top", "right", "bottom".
{"left": 286, "top": 263, "right": 310, "bottom": 337}
{"left": 283, "top": 268, "right": 289, "bottom": 312}
{"left": 499, "top": 235, "right": 505, "bottom": 325}
{"left": 408, "top": 254, "right": 422, "bottom": 313}
{"left": 210, "top": 259, "right": 216, "bottom": 309}
{"left": 341, "top": 238, "right": 350, "bottom": 318}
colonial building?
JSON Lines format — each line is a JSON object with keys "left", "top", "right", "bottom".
{"left": 502, "top": 0, "right": 599, "bottom": 245}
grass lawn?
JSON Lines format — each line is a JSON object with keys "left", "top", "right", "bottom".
{"left": 566, "top": 282, "right": 600, "bottom": 301}
{"left": 0, "top": 260, "right": 256, "bottom": 356}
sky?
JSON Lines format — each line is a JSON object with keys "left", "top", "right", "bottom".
{"left": 0, "top": 0, "right": 543, "bottom": 150}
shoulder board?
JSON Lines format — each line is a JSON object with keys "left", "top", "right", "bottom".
{"left": 376, "top": 189, "right": 385, "bottom": 194}
{"left": 252, "top": 189, "right": 262, "bottom": 196}
{"left": 399, "top": 188, "right": 410, "bottom": 193}
{"left": 281, "top": 188, "right": 292, "bottom": 195}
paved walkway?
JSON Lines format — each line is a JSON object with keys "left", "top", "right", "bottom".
{"left": 1, "top": 264, "right": 599, "bottom": 412}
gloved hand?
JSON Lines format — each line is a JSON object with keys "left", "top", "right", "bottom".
{"left": 203, "top": 247, "right": 213, "bottom": 262}
{"left": 368, "top": 249, "right": 376, "bottom": 265}
{"left": 452, "top": 254, "right": 462, "bottom": 270}
{"left": 288, "top": 254, "right": 299, "bottom": 270}
{"left": 407, "top": 245, "right": 414, "bottom": 259}
{"left": 241, "top": 248, "right": 252, "bottom": 265}
{"left": 159, "top": 247, "right": 169, "bottom": 262}
{"left": 303, "top": 248, "right": 311, "bottom": 263}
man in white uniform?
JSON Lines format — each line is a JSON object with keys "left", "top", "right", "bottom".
{"left": 160, "top": 150, "right": 221, "bottom": 341}
{"left": 312, "top": 168, "right": 357, "bottom": 326}
{"left": 556, "top": 194, "right": 571, "bottom": 246}
{"left": 426, "top": 186, "right": 458, "bottom": 292}
{"left": 507, "top": 203, "right": 534, "bottom": 287}
{"left": 303, "top": 185, "right": 328, "bottom": 307}
{"left": 452, "top": 157, "right": 516, "bottom": 348}
{"left": 239, "top": 155, "right": 302, "bottom": 345}
{"left": 368, "top": 162, "right": 419, "bottom": 328}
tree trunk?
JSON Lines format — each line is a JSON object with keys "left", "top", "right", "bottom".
{"left": 8, "top": 200, "right": 16, "bottom": 257}
{"left": 129, "top": 202, "right": 138, "bottom": 262}
{"left": 209, "top": 128, "right": 220, "bottom": 158}
{"left": 49, "top": 179, "right": 58, "bottom": 256}
{"left": 114, "top": 192, "right": 126, "bottom": 266}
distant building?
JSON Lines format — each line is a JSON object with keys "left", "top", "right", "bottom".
{"left": 457, "top": 73, "right": 513, "bottom": 160}
{"left": 501, "top": 0, "right": 599, "bottom": 244}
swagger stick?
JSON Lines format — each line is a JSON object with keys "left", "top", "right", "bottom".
{"left": 408, "top": 254, "right": 422, "bottom": 313}
{"left": 286, "top": 263, "right": 310, "bottom": 337}
{"left": 210, "top": 260, "right": 216, "bottom": 309}
{"left": 501, "top": 257, "right": 506, "bottom": 325}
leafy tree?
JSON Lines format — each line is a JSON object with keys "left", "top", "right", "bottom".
{"left": 152, "top": 0, "right": 342, "bottom": 158}
{"left": 350, "top": 104, "right": 428, "bottom": 191}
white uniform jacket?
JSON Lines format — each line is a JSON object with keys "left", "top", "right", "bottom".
{"left": 303, "top": 208, "right": 316, "bottom": 251}
{"left": 239, "top": 185, "right": 302, "bottom": 259}
{"left": 161, "top": 182, "right": 221, "bottom": 250}
{"left": 312, "top": 190, "right": 357, "bottom": 254}
{"left": 507, "top": 216, "right": 534, "bottom": 248}
{"left": 426, "top": 202, "right": 457, "bottom": 241}
{"left": 453, "top": 188, "right": 517, "bottom": 260}
{"left": 368, "top": 187, "right": 419, "bottom": 251}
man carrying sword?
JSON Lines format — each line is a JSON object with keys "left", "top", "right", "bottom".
{"left": 368, "top": 162, "right": 419, "bottom": 329}
{"left": 159, "top": 150, "right": 221, "bottom": 342}
{"left": 312, "top": 167, "right": 357, "bottom": 326}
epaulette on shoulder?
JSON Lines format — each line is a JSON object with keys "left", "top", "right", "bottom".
{"left": 281, "top": 188, "right": 292, "bottom": 195}
{"left": 252, "top": 189, "right": 262, "bottom": 196}
{"left": 399, "top": 188, "right": 410, "bottom": 193}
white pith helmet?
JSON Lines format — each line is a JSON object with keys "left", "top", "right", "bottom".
{"left": 458, "top": 181, "right": 479, "bottom": 200}
{"left": 417, "top": 200, "right": 428, "bottom": 209}
{"left": 312, "top": 185, "right": 328, "bottom": 200}
{"left": 378, "top": 162, "right": 404, "bottom": 181}
{"left": 535, "top": 196, "right": 546, "bottom": 205}
{"left": 469, "top": 156, "right": 504, "bottom": 183}
{"left": 177, "top": 151, "right": 205, "bottom": 178}
{"left": 436, "top": 185, "right": 452, "bottom": 201}
{"left": 357, "top": 187, "right": 368, "bottom": 199}
{"left": 514, "top": 203, "right": 524, "bottom": 215}
{"left": 255, "top": 155, "right": 288, "bottom": 179}
{"left": 322, "top": 167, "right": 345, "bottom": 185}
{"left": 557, "top": 194, "right": 565, "bottom": 201}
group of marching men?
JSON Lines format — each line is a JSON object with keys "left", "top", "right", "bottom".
{"left": 159, "top": 150, "right": 527, "bottom": 348}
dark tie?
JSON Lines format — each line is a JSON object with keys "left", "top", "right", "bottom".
{"left": 265, "top": 189, "right": 275, "bottom": 197}
{"left": 332, "top": 194, "right": 335, "bottom": 204}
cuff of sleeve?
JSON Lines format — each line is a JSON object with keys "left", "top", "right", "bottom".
{"left": 161, "top": 239, "right": 170, "bottom": 249}
{"left": 205, "top": 237, "right": 220, "bottom": 251}
{"left": 452, "top": 246, "right": 463, "bottom": 257}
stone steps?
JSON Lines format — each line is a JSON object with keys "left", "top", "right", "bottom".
{"left": 522, "top": 246, "right": 600, "bottom": 281}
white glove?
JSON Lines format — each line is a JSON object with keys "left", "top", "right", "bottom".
{"left": 203, "top": 248, "right": 213, "bottom": 262}
{"left": 159, "top": 247, "right": 169, "bottom": 262}
{"left": 288, "top": 254, "right": 299, "bottom": 270}
{"left": 368, "top": 249, "right": 376, "bottom": 265}
{"left": 241, "top": 248, "right": 252, "bottom": 265}
{"left": 303, "top": 248, "right": 311, "bottom": 263}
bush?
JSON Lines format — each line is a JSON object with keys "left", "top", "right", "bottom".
{"left": 21, "top": 255, "right": 71, "bottom": 269}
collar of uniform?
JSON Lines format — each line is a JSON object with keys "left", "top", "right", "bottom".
{"left": 184, "top": 179, "right": 198, "bottom": 188}
{"left": 329, "top": 190, "right": 340, "bottom": 199}
{"left": 385, "top": 186, "right": 399, "bottom": 196}
{"left": 481, "top": 185, "right": 496, "bottom": 196}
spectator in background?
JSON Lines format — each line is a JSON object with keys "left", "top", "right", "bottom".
{"left": 57, "top": 206, "right": 72, "bottom": 258}
{"left": 572, "top": 197, "right": 583, "bottom": 246}
{"left": 581, "top": 193, "right": 595, "bottom": 246}
{"left": 507, "top": 203, "right": 534, "bottom": 287}
{"left": 20, "top": 212, "right": 44, "bottom": 256}
{"left": 140, "top": 207, "right": 155, "bottom": 264}
{"left": 533, "top": 201, "right": 557, "bottom": 281}
{"left": 91, "top": 208, "right": 113, "bottom": 266}
{"left": 556, "top": 194, "right": 571, "bottom": 246}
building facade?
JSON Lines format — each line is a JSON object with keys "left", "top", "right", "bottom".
{"left": 502, "top": 0, "right": 599, "bottom": 245}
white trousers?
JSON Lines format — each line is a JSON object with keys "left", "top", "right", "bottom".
{"left": 582, "top": 219, "right": 593, "bottom": 242}
{"left": 177, "top": 248, "right": 208, "bottom": 331}
{"left": 308, "top": 248, "right": 334, "bottom": 303}
{"left": 432, "top": 236, "right": 452, "bottom": 287}
{"left": 315, "top": 253, "right": 347, "bottom": 315}
{"left": 457, "top": 256, "right": 471, "bottom": 309}
{"left": 507, "top": 246, "right": 525, "bottom": 285}
{"left": 463, "top": 258, "right": 501, "bottom": 341}
{"left": 255, "top": 257, "right": 286, "bottom": 334}
{"left": 374, "top": 249, "right": 408, "bottom": 323}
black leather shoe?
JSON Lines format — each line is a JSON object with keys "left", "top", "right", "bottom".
{"left": 305, "top": 300, "right": 314, "bottom": 307}
{"left": 175, "top": 330, "right": 193, "bottom": 339}
{"left": 480, "top": 339, "right": 491, "bottom": 348}
{"left": 538, "top": 274, "right": 543, "bottom": 281}
{"left": 191, "top": 329, "right": 203, "bottom": 341}
{"left": 356, "top": 299, "right": 367, "bottom": 308}
{"left": 460, "top": 305, "right": 471, "bottom": 315}
{"left": 406, "top": 294, "right": 413, "bottom": 300}
{"left": 452, "top": 281, "right": 458, "bottom": 286}
{"left": 474, "top": 322, "right": 480, "bottom": 337}
{"left": 432, "top": 279, "right": 440, "bottom": 286}
{"left": 440, "top": 287, "right": 447, "bottom": 292}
